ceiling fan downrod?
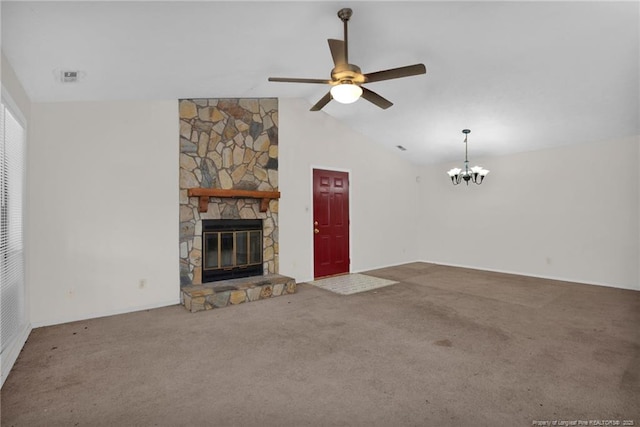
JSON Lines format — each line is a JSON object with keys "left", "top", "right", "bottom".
{"left": 337, "top": 8, "right": 352, "bottom": 64}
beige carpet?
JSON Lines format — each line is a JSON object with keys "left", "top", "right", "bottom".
{"left": 2, "top": 262, "right": 639, "bottom": 426}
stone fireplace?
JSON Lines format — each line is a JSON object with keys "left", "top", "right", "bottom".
{"left": 179, "top": 98, "right": 279, "bottom": 287}
{"left": 179, "top": 98, "right": 294, "bottom": 312}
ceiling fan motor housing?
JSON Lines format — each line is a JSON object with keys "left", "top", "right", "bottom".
{"left": 331, "top": 64, "right": 365, "bottom": 85}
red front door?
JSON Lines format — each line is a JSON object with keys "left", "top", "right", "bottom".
{"left": 313, "top": 169, "right": 350, "bottom": 279}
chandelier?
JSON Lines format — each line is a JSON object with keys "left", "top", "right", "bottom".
{"left": 447, "top": 129, "right": 489, "bottom": 185}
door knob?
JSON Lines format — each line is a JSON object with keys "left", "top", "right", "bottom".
{"left": 314, "top": 221, "right": 318, "bottom": 226}
{"left": 314, "top": 228, "right": 319, "bottom": 234}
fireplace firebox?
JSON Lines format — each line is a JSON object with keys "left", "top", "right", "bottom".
{"left": 202, "top": 219, "right": 263, "bottom": 282}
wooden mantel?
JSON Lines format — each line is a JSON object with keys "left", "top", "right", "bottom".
{"left": 187, "top": 188, "right": 281, "bottom": 213}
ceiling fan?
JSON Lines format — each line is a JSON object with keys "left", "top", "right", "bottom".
{"left": 268, "top": 8, "right": 427, "bottom": 111}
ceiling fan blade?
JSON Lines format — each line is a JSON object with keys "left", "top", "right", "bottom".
{"left": 364, "top": 63, "right": 427, "bottom": 83}
{"left": 310, "top": 92, "right": 332, "bottom": 111}
{"left": 268, "top": 77, "right": 332, "bottom": 84}
{"left": 328, "top": 39, "right": 346, "bottom": 66}
{"left": 361, "top": 87, "right": 393, "bottom": 109}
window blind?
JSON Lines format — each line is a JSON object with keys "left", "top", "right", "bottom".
{"left": 0, "top": 102, "right": 26, "bottom": 355}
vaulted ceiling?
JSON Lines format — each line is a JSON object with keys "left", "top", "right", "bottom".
{"left": 2, "top": 1, "right": 638, "bottom": 164}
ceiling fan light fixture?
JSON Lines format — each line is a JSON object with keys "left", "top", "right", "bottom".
{"left": 330, "top": 82, "right": 362, "bottom": 104}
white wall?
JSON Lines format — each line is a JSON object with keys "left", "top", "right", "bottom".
{"left": 28, "top": 100, "right": 180, "bottom": 326}
{"left": 23, "top": 96, "right": 637, "bottom": 330}
{"left": 278, "top": 98, "right": 421, "bottom": 283}
{"left": 418, "top": 136, "right": 640, "bottom": 290}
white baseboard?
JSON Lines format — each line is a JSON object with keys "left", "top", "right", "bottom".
{"left": 31, "top": 298, "right": 181, "bottom": 328}
{"left": 1, "top": 322, "right": 32, "bottom": 389}
{"left": 353, "top": 259, "right": 425, "bottom": 275}
{"left": 418, "top": 259, "right": 639, "bottom": 291}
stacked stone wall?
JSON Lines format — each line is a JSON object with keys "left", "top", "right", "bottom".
{"left": 179, "top": 98, "right": 278, "bottom": 286}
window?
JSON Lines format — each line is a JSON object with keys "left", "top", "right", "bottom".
{"left": 0, "top": 95, "right": 26, "bottom": 362}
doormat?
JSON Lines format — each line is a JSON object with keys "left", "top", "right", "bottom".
{"left": 308, "top": 273, "right": 398, "bottom": 295}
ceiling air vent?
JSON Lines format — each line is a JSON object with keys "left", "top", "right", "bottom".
{"left": 60, "top": 70, "right": 79, "bottom": 83}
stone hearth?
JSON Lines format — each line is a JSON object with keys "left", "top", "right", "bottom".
{"left": 181, "top": 274, "right": 296, "bottom": 313}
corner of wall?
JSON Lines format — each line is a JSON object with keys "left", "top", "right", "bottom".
{"left": 1, "top": 51, "right": 32, "bottom": 122}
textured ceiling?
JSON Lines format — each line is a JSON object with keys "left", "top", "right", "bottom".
{"left": 2, "top": 1, "right": 638, "bottom": 164}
